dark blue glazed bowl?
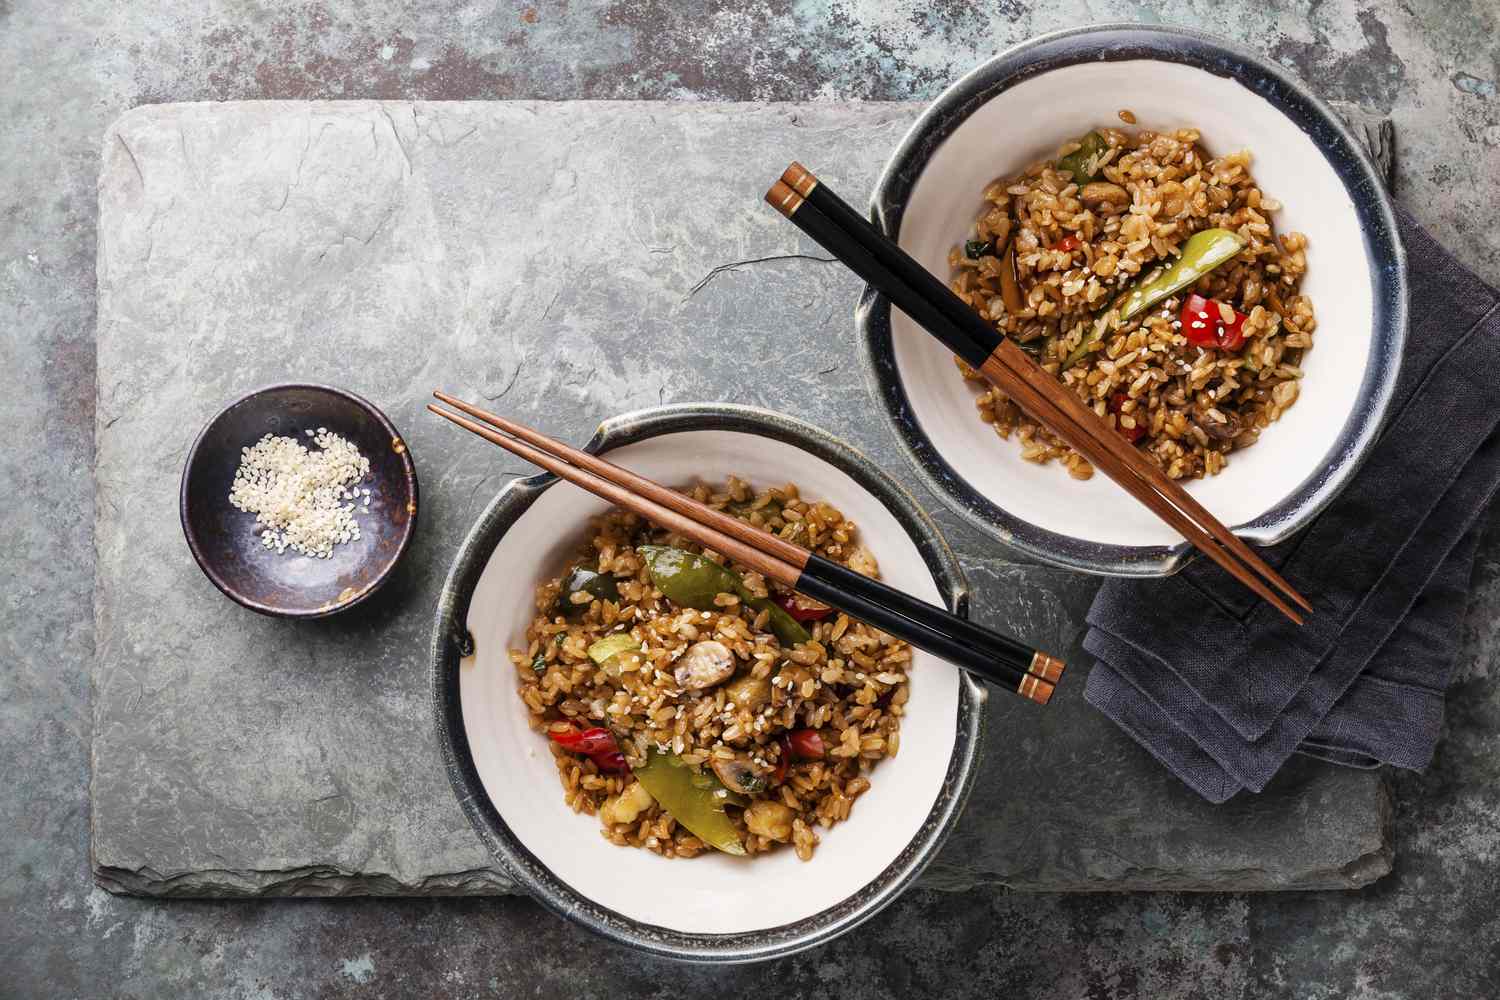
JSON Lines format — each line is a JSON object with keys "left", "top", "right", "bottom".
{"left": 857, "top": 24, "right": 1407, "bottom": 575}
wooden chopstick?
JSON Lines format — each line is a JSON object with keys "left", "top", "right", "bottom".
{"left": 433, "top": 390, "right": 1063, "bottom": 685}
{"left": 783, "top": 162, "right": 1312, "bottom": 617}
{"left": 779, "top": 163, "right": 1311, "bottom": 617}
{"left": 434, "top": 391, "right": 816, "bottom": 571}
{"left": 767, "top": 166, "right": 1310, "bottom": 623}
{"left": 427, "top": 399, "right": 1061, "bottom": 703}
{"left": 768, "top": 176, "right": 1303, "bottom": 626}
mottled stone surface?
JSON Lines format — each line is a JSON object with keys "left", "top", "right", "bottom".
{"left": 94, "top": 101, "right": 1389, "bottom": 899}
{"left": 5, "top": 1, "right": 1500, "bottom": 997}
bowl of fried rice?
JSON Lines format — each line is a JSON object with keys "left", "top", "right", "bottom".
{"left": 431, "top": 403, "right": 984, "bottom": 962}
{"left": 858, "top": 24, "right": 1406, "bottom": 575}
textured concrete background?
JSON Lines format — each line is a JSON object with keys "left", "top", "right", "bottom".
{"left": 4, "top": 1, "right": 1500, "bottom": 997}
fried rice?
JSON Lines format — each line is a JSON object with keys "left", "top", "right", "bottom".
{"left": 950, "top": 122, "right": 1315, "bottom": 481}
{"left": 509, "top": 476, "right": 909, "bottom": 861}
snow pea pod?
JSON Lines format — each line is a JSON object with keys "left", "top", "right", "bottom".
{"left": 632, "top": 748, "right": 748, "bottom": 856}
{"left": 556, "top": 566, "right": 620, "bottom": 617}
{"left": 1055, "top": 130, "right": 1110, "bottom": 183}
{"left": 586, "top": 632, "right": 640, "bottom": 678}
{"left": 1115, "top": 228, "right": 1246, "bottom": 322}
{"left": 637, "top": 545, "right": 811, "bottom": 647}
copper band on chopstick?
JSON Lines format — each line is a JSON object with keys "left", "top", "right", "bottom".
{"left": 782, "top": 162, "right": 819, "bottom": 198}
{"left": 765, "top": 181, "right": 805, "bottom": 218}
{"left": 1018, "top": 673, "right": 1054, "bottom": 705}
{"left": 1028, "top": 651, "right": 1065, "bottom": 684}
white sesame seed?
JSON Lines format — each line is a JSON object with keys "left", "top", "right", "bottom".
{"left": 227, "top": 428, "right": 371, "bottom": 559}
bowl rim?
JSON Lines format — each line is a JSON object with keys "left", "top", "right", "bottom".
{"left": 429, "top": 402, "right": 986, "bottom": 963}
{"left": 178, "top": 381, "right": 420, "bottom": 619}
{"left": 856, "top": 22, "right": 1408, "bottom": 576}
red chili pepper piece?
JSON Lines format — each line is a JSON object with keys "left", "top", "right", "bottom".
{"left": 548, "top": 724, "right": 618, "bottom": 756}
{"left": 775, "top": 595, "right": 834, "bottom": 623}
{"left": 1109, "top": 393, "right": 1145, "bottom": 443}
{"left": 547, "top": 724, "right": 583, "bottom": 749}
{"left": 1216, "top": 306, "right": 1248, "bottom": 351}
{"left": 1180, "top": 294, "right": 1249, "bottom": 351}
{"left": 573, "top": 728, "right": 618, "bottom": 754}
{"left": 1180, "top": 293, "right": 1220, "bottom": 346}
{"left": 548, "top": 724, "right": 629, "bottom": 772}
{"left": 1049, "top": 234, "right": 1082, "bottom": 253}
{"left": 788, "top": 729, "right": 825, "bottom": 760}
{"left": 589, "top": 750, "right": 629, "bottom": 773}
{"left": 772, "top": 736, "right": 791, "bottom": 784}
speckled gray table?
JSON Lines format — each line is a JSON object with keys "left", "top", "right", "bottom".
{"left": 6, "top": 3, "right": 1498, "bottom": 996}
{"left": 93, "top": 100, "right": 1390, "bottom": 898}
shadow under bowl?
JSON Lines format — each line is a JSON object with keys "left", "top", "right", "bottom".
{"left": 180, "top": 382, "right": 419, "bottom": 618}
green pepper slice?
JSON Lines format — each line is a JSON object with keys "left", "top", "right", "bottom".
{"left": 964, "top": 239, "right": 995, "bottom": 260}
{"left": 1063, "top": 228, "right": 1247, "bottom": 368}
{"left": 632, "top": 749, "right": 747, "bottom": 856}
{"left": 1115, "top": 228, "right": 1246, "bottom": 321}
{"left": 586, "top": 633, "right": 639, "bottom": 674}
{"left": 726, "top": 498, "right": 784, "bottom": 522}
{"left": 1055, "top": 130, "right": 1110, "bottom": 183}
{"left": 637, "top": 545, "right": 811, "bottom": 647}
{"left": 556, "top": 566, "right": 620, "bottom": 618}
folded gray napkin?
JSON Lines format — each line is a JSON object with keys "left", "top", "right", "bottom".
{"left": 1083, "top": 211, "right": 1500, "bottom": 802}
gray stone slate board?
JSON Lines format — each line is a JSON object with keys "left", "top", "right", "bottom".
{"left": 93, "top": 101, "right": 1391, "bottom": 897}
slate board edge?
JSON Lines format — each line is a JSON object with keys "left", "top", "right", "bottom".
{"left": 89, "top": 99, "right": 1396, "bottom": 899}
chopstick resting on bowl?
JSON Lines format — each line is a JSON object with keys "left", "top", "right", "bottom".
{"left": 428, "top": 391, "right": 1064, "bottom": 704}
{"left": 765, "top": 164, "right": 1311, "bottom": 625}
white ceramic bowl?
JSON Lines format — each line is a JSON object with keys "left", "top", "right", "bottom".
{"left": 431, "top": 405, "right": 984, "bottom": 962}
{"left": 858, "top": 25, "right": 1406, "bottom": 575}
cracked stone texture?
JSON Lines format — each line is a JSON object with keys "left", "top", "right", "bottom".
{"left": 6, "top": 1, "right": 1500, "bottom": 997}
{"left": 94, "top": 100, "right": 1391, "bottom": 899}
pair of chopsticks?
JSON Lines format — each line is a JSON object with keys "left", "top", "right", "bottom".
{"left": 766, "top": 164, "right": 1312, "bottom": 625}
{"left": 427, "top": 391, "right": 1065, "bottom": 704}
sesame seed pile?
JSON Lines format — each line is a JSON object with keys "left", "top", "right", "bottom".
{"left": 228, "top": 428, "right": 372, "bottom": 558}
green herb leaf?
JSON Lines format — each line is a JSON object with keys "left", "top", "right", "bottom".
{"left": 964, "top": 239, "right": 995, "bottom": 260}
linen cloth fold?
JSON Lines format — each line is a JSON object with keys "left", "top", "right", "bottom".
{"left": 1083, "top": 211, "right": 1500, "bottom": 803}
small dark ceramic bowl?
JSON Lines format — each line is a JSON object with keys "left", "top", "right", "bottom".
{"left": 180, "top": 383, "right": 418, "bottom": 618}
{"left": 431, "top": 404, "right": 984, "bottom": 963}
{"left": 857, "top": 24, "right": 1407, "bottom": 575}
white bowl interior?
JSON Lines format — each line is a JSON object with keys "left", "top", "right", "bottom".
{"left": 892, "top": 59, "right": 1373, "bottom": 547}
{"left": 460, "top": 429, "right": 961, "bottom": 935}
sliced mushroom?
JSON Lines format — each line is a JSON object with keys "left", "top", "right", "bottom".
{"left": 674, "top": 639, "right": 735, "bottom": 691}
{"left": 711, "top": 756, "right": 768, "bottom": 796}
{"left": 1192, "top": 403, "right": 1243, "bottom": 442}
{"left": 1080, "top": 181, "right": 1129, "bottom": 212}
